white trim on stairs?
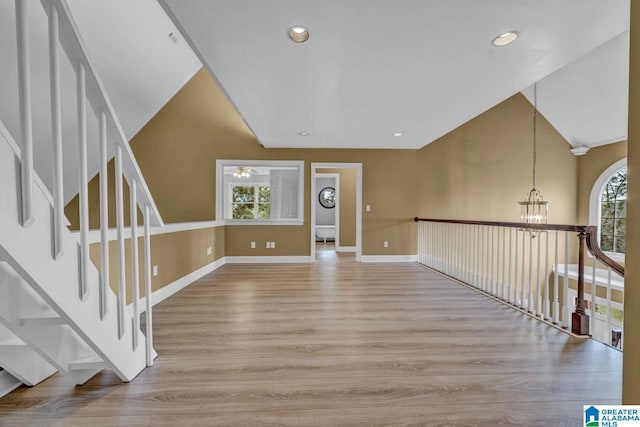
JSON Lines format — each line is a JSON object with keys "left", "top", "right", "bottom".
{"left": 80, "top": 220, "right": 226, "bottom": 244}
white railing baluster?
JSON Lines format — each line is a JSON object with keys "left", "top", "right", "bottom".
{"left": 606, "top": 266, "right": 612, "bottom": 344}
{"left": 480, "top": 226, "right": 487, "bottom": 291}
{"left": 591, "top": 255, "right": 597, "bottom": 337}
{"left": 527, "top": 234, "right": 533, "bottom": 312}
{"left": 48, "top": 3, "right": 64, "bottom": 259}
{"left": 508, "top": 227, "right": 513, "bottom": 304}
{"left": 476, "top": 224, "right": 481, "bottom": 287}
{"left": 115, "top": 145, "right": 126, "bottom": 339}
{"left": 130, "top": 179, "right": 140, "bottom": 350}
{"left": 77, "top": 62, "right": 89, "bottom": 299}
{"left": 520, "top": 231, "right": 526, "bottom": 308}
{"left": 562, "top": 231, "right": 569, "bottom": 328}
{"left": 543, "top": 231, "right": 549, "bottom": 319}
{"left": 15, "top": 0, "right": 35, "bottom": 227}
{"left": 553, "top": 231, "right": 559, "bottom": 323}
{"left": 489, "top": 226, "right": 494, "bottom": 295}
{"left": 500, "top": 227, "right": 504, "bottom": 299}
{"left": 144, "top": 205, "right": 154, "bottom": 367}
{"left": 535, "top": 232, "right": 542, "bottom": 316}
{"left": 417, "top": 222, "right": 421, "bottom": 263}
{"left": 413, "top": 219, "right": 622, "bottom": 344}
{"left": 99, "top": 111, "right": 109, "bottom": 319}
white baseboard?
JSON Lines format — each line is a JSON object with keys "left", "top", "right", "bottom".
{"left": 132, "top": 257, "right": 226, "bottom": 312}
{"left": 336, "top": 246, "right": 356, "bottom": 253}
{"left": 360, "top": 255, "right": 418, "bottom": 263}
{"left": 225, "top": 256, "right": 313, "bottom": 264}
{"left": 0, "top": 371, "right": 22, "bottom": 398}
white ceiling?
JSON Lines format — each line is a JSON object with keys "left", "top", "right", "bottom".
{"left": 0, "top": 0, "right": 200, "bottom": 202}
{"left": 161, "top": 0, "right": 630, "bottom": 150}
{"left": 66, "top": 0, "right": 201, "bottom": 140}
{"left": 522, "top": 31, "right": 629, "bottom": 148}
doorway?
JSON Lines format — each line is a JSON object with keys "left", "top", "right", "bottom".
{"left": 310, "top": 163, "right": 362, "bottom": 262}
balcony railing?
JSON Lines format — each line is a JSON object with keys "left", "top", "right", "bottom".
{"left": 414, "top": 218, "right": 625, "bottom": 349}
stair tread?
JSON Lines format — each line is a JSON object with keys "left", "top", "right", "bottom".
{"left": 20, "top": 309, "right": 65, "bottom": 326}
{"left": 70, "top": 354, "right": 103, "bottom": 364}
{"left": 0, "top": 336, "right": 26, "bottom": 347}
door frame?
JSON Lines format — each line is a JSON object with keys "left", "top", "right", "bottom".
{"left": 315, "top": 173, "right": 340, "bottom": 249}
{"left": 310, "top": 163, "right": 362, "bottom": 262}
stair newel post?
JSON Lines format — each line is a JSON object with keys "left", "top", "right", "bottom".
{"left": 143, "top": 205, "right": 154, "bottom": 367}
{"left": 115, "top": 145, "right": 126, "bottom": 339}
{"left": 572, "top": 230, "right": 590, "bottom": 335}
{"left": 77, "top": 62, "right": 89, "bottom": 299}
{"left": 99, "top": 111, "right": 109, "bottom": 319}
{"left": 130, "top": 178, "right": 140, "bottom": 350}
{"left": 48, "top": 2, "right": 64, "bottom": 260}
{"left": 15, "top": 0, "right": 34, "bottom": 227}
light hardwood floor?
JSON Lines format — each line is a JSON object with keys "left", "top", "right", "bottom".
{"left": 0, "top": 244, "right": 622, "bottom": 426}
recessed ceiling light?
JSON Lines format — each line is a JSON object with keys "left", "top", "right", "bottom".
{"left": 392, "top": 132, "right": 403, "bottom": 137}
{"left": 299, "top": 131, "right": 310, "bottom": 136}
{"left": 288, "top": 25, "right": 310, "bottom": 43}
{"left": 492, "top": 31, "right": 519, "bottom": 47}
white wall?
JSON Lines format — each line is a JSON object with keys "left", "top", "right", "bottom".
{"left": 315, "top": 177, "right": 335, "bottom": 226}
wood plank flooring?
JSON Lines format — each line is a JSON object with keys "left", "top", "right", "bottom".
{"left": 0, "top": 244, "right": 622, "bottom": 426}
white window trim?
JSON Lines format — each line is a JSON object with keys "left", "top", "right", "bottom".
{"left": 216, "top": 159, "right": 305, "bottom": 226}
{"left": 589, "top": 158, "right": 626, "bottom": 262}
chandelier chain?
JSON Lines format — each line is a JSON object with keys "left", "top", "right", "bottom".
{"left": 532, "top": 82, "right": 537, "bottom": 190}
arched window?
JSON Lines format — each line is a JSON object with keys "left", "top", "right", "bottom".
{"left": 590, "top": 158, "right": 627, "bottom": 259}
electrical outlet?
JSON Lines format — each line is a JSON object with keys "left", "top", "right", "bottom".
{"left": 266, "top": 242, "right": 271, "bottom": 249}
{"left": 207, "top": 246, "right": 212, "bottom": 256}
{"left": 251, "top": 241, "right": 256, "bottom": 249}
{"left": 152, "top": 265, "right": 158, "bottom": 276}
{"left": 383, "top": 241, "right": 389, "bottom": 248}
{"left": 271, "top": 241, "right": 276, "bottom": 248}
{"left": 366, "top": 204, "right": 371, "bottom": 212}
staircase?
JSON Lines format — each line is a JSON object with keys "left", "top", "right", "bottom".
{"left": 0, "top": 0, "right": 163, "bottom": 395}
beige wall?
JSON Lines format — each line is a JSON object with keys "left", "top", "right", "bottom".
{"left": 317, "top": 168, "right": 356, "bottom": 247}
{"left": 65, "top": 160, "right": 142, "bottom": 230}
{"left": 417, "top": 93, "right": 578, "bottom": 225}
{"left": 576, "top": 141, "right": 627, "bottom": 225}
{"left": 623, "top": 0, "right": 640, "bottom": 404}
{"left": 127, "top": 68, "right": 420, "bottom": 257}
{"left": 89, "top": 226, "right": 224, "bottom": 303}
{"left": 66, "top": 68, "right": 583, "bottom": 295}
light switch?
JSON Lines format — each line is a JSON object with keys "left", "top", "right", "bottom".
{"left": 366, "top": 205, "right": 371, "bottom": 212}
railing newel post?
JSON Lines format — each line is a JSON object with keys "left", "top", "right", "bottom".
{"left": 572, "top": 229, "right": 590, "bottom": 335}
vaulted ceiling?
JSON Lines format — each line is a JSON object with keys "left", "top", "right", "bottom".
{"left": 0, "top": 0, "right": 630, "bottom": 188}
{"left": 160, "top": 0, "right": 630, "bottom": 149}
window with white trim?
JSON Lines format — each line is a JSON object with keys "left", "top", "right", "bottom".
{"left": 590, "top": 159, "right": 626, "bottom": 258}
{"left": 216, "top": 160, "right": 304, "bottom": 224}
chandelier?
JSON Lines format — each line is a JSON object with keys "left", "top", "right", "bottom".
{"left": 519, "top": 82, "right": 549, "bottom": 227}
{"left": 233, "top": 167, "right": 254, "bottom": 178}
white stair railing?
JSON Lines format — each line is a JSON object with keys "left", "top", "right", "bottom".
{"left": 415, "top": 218, "right": 625, "bottom": 349}
{"left": 11, "top": 0, "right": 162, "bottom": 370}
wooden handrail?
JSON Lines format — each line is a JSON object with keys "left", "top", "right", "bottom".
{"left": 585, "top": 225, "right": 625, "bottom": 277}
{"left": 414, "top": 217, "right": 589, "bottom": 233}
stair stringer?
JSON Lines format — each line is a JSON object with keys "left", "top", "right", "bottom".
{"left": 0, "top": 120, "right": 149, "bottom": 383}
